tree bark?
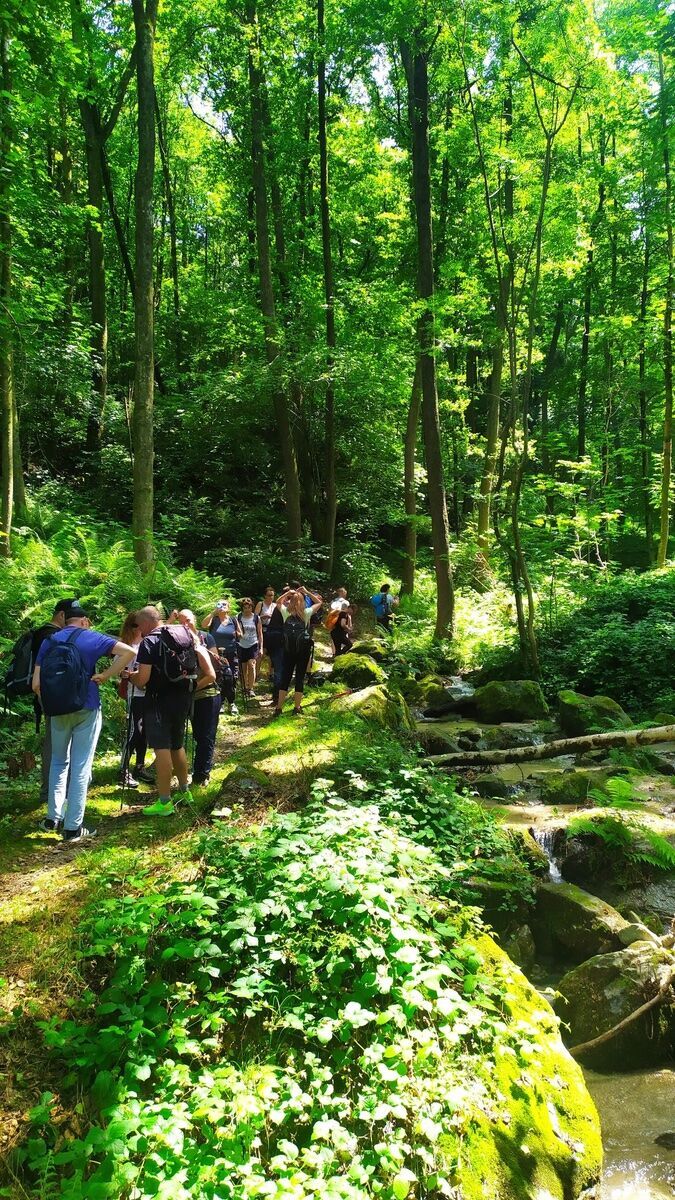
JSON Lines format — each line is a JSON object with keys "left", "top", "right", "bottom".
{"left": 11, "top": 390, "right": 25, "bottom": 518}
{"left": 318, "top": 0, "right": 337, "bottom": 572}
{"left": 154, "top": 91, "right": 181, "bottom": 371}
{"left": 246, "top": 0, "right": 302, "bottom": 554}
{"left": 639, "top": 230, "right": 654, "bottom": 561}
{"left": 131, "top": 0, "right": 158, "bottom": 569}
{"left": 424, "top": 724, "right": 675, "bottom": 767}
{"left": 657, "top": 50, "right": 674, "bottom": 568}
{"left": 401, "top": 360, "right": 422, "bottom": 595}
{"left": 0, "top": 26, "right": 13, "bottom": 558}
{"left": 400, "top": 37, "right": 454, "bottom": 638}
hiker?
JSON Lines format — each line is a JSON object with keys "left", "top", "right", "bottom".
{"left": 118, "top": 612, "right": 152, "bottom": 789}
{"left": 370, "top": 583, "right": 399, "bottom": 632}
{"left": 176, "top": 609, "right": 222, "bottom": 786}
{"left": 330, "top": 587, "right": 350, "bottom": 612}
{"left": 330, "top": 604, "right": 354, "bottom": 657}
{"left": 131, "top": 607, "right": 215, "bottom": 816}
{"left": 271, "top": 587, "right": 322, "bottom": 718}
{"left": 262, "top": 590, "right": 287, "bottom": 707}
{"left": 237, "top": 598, "right": 263, "bottom": 698}
{"left": 32, "top": 602, "right": 135, "bottom": 840}
{"left": 4, "top": 597, "right": 78, "bottom": 807}
{"left": 202, "top": 600, "right": 241, "bottom": 714}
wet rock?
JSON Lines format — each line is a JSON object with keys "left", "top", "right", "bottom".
{"left": 538, "top": 768, "right": 616, "bottom": 807}
{"left": 331, "top": 652, "right": 387, "bottom": 690}
{"left": 511, "top": 828, "right": 552, "bottom": 876}
{"left": 331, "top": 684, "right": 414, "bottom": 732}
{"left": 532, "top": 881, "right": 629, "bottom": 962}
{"left": 558, "top": 690, "right": 632, "bottom": 737}
{"left": 473, "top": 679, "right": 549, "bottom": 723}
{"left": 560, "top": 834, "right": 614, "bottom": 888}
{"left": 501, "top": 923, "right": 536, "bottom": 971}
{"left": 471, "top": 775, "right": 511, "bottom": 800}
{"left": 617, "top": 922, "right": 662, "bottom": 947}
{"left": 556, "top": 942, "right": 675, "bottom": 1070}
{"left": 654, "top": 1132, "right": 675, "bottom": 1149}
{"left": 465, "top": 877, "right": 531, "bottom": 931}
{"left": 478, "top": 722, "right": 547, "bottom": 751}
{"left": 416, "top": 731, "right": 462, "bottom": 756}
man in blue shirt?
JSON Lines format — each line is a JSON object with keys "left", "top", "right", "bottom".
{"left": 32, "top": 603, "right": 135, "bottom": 840}
{"left": 370, "top": 583, "right": 399, "bottom": 633}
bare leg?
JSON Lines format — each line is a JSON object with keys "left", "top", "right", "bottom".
{"left": 171, "top": 748, "right": 189, "bottom": 789}
{"left": 154, "top": 749, "right": 173, "bottom": 797}
{"left": 275, "top": 689, "right": 288, "bottom": 713}
{"left": 293, "top": 691, "right": 303, "bottom": 712}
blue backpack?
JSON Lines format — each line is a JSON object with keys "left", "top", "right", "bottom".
{"left": 40, "top": 630, "right": 90, "bottom": 717}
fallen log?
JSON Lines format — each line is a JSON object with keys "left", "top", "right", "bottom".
{"left": 423, "top": 724, "right": 675, "bottom": 768}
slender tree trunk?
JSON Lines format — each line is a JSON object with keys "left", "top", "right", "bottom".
{"left": 657, "top": 50, "right": 674, "bottom": 568}
{"left": 400, "top": 39, "right": 454, "bottom": 638}
{"left": 131, "top": 0, "right": 158, "bottom": 569}
{"left": 577, "top": 128, "right": 606, "bottom": 461}
{"left": 638, "top": 230, "right": 654, "bottom": 561}
{"left": 246, "top": 0, "right": 302, "bottom": 554}
{"left": 401, "top": 360, "right": 422, "bottom": 595}
{"left": 79, "top": 99, "right": 108, "bottom": 454}
{"left": 0, "top": 26, "right": 13, "bottom": 558}
{"left": 11, "top": 390, "right": 25, "bottom": 518}
{"left": 318, "top": 0, "right": 336, "bottom": 571}
{"left": 476, "top": 329, "right": 504, "bottom": 550}
{"left": 154, "top": 91, "right": 181, "bottom": 370}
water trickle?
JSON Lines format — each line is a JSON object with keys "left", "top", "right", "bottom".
{"left": 531, "top": 827, "right": 564, "bottom": 883}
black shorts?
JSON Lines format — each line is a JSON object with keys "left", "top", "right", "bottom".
{"left": 238, "top": 644, "right": 259, "bottom": 663}
{"left": 145, "top": 689, "right": 192, "bottom": 751}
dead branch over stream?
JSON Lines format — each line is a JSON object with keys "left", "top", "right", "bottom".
{"left": 424, "top": 724, "right": 675, "bottom": 768}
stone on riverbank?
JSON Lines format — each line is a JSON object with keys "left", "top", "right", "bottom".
{"left": 557, "top": 942, "right": 675, "bottom": 1070}
{"left": 331, "top": 652, "right": 386, "bottom": 689}
{"left": 331, "top": 684, "right": 414, "bottom": 732}
{"left": 473, "top": 679, "right": 549, "bottom": 723}
{"left": 532, "top": 880, "right": 629, "bottom": 961}
{"left": 349, "top": 638, "right": 389, "bottom": 662}
{"left": 558, "top": 690, "right": 632, "bottom": 737}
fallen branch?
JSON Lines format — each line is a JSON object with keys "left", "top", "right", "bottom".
{"left": 568, "top": 968, "right": 674, "bottom": 1059}
{"left": 424, "top": 724, "right": 675, "bottom": 767}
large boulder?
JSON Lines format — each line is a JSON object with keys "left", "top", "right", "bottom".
{"left": 532, "top": 880, "right": 629, "bottom": 962}
{"left": 473, "top": 679, "right": 549, "bottom": 723}
{"left": 558, "top": 690, "right": 632, "bottom": 737}
{"left": 398, "top": 673, "right": 449, "bottom": 707}
{"left": 349, "top": 638, "right": 389, "bottom": 662}
{"left": 331, "top": 652, "right": 386, "bottom": 690}
{"left": 331, "top": 684, "right": 414, "bottom": 732}
{"left": 556, "top": 942, "right": 675, "bottom": 1070}
{"left": 538, "top": 768, "right": 616, "bottom": 807}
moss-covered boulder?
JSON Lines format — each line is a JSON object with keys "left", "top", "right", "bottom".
{"left": 511, "top": 828, "right": 552, "bottom": 876}
{"left": 349, "top": 638, "right": 389, "bottom": 662}
{"left": 473, "top": 679, "right": 549, "bottom": 723}
{"left": 538, "top": 768, "right": 615, "bottom": 806}
{"left": 532, "top": 880, "right": 629, "bottom": 961}
{"left": 331, "top": 684, "right": 414, "bottom": 732}
{"left": 558, "top": 690, "right": 632, "bottom": 737}
{"left": 457, "top": 936, "right": 602, "bottom": 1199}
{"left": 557, "top": 942, "right": 675, "bottom": 1070}
{"left": 331, "top": 652, "right": 386, "bottom": 690}
{"left": 501, "top": 923, "right": 537, "bottom": 971}
{"left": 651, "top": 711, "right": 675, "bottom": 727}
{"left": 464, "top": 877, "right": 532, "bottom": 931}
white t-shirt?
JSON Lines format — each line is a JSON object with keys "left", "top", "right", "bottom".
{"left": 330, "top": 597, "right": 350, "bottom": 611}
{"left": 282, "top": 607, "right": 311, "bottom": 626}
{"left": 239, "top": 613, "right": 260, "bottom": 648}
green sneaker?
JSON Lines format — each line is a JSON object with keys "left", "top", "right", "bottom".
{"left": 143, "top": 798, "right": 175, "bottom": 816}
{"left": 174, "top": 789, "right": 195, "bottom": 807}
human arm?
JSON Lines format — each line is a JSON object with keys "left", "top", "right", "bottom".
{"left": 91, "top": 641, "right": 135, "bottom": 685}
{"left": 201, "top": 610, "right": 217, "bottom": 630}
{"left": 31, "top": 665, "right": 41, "bottom": 696}
{"left": 194, "top": 644, "right": 217, "bottom": 691}
{"left": 307, "top": 601, "right": 323, "bottom": 618}
{"left": 255, "top": 615, "right": 263, "bottom": 655}
{"left": 300, "top": 585, "right": 322, "bottom": 604}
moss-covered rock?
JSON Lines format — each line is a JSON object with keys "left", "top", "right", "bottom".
{"left": 464, "top": 877, "right": 532, "bottom": 931}
{"left": 556, "top": 942, "right": 675, "bottom": 1070}
{"left": 558, "top": 689, "right": 632, "bottom": 737}
{"left": 456, "top": 935, "right": 602, "bottom": 1200}
{"left": 349, "top": 638, "right": 389, "bottom": 662}
{"left": 220, "top": 763, "right": 271, "bottom": 796}
{"left": 474, "top": 679, "right": 549, "bottom": 723}
{"left": 532, "top": 880, "right": 629, "bottom": 961}
{"left": 501, "top": 923, "right": 536, "bottom": 971}
{"left": 511, "top": 828, "right": 552, "bottom": 877}
{"left": 651, "top": 711, "right": 675, "bottom": 727}
{"left": 331, "top": 652, "right": 387, "bottom": 690}
{"left": 331, "top": 684, "right": 414, "bottom": 732}
{"left": 538, "top": 768, "right": 615, "bottom": 806}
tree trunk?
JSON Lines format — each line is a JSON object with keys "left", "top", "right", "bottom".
{"left": 79, "top": 98, "right": 108, "bottom": 455}
{"left": 425, "top": 723, "right": 675, "bottom": 767}
{"left": 154, "top": 91, "right": 181, "bottom": 371}
{"left": 0, "top": 26, "right": 13, "bottom": 559}
{"left": 318, "top": 0, "right": 337, "bottom": 572}
{"left": 246, "top": 0, "right": 302, "bottom": 554}
{"left": 657, "top": 50, "right": 674, "bottom": 568}
{"left": 11, "top": 390, "right": 25, "bottom": 518}
{"left": 401, "top": 360, "right": 422, "bottom": 595}
{"left": 131, "top": 0, "right": 158, "bottom": 569}
{"left": 639, "top": 230, "right": 654, "bottom": 561}
{"left": 476, "top": 330, "right": 504, "bottom": 550}
{"left": 400, "top": 37, "right": 454, "bottom": 638}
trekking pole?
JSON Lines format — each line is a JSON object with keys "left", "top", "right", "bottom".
{"left": 120, "top": 691, "right": 133, "bottom": 812}
{"left": 238, "top": 668, "right": 248, "bottom": 713}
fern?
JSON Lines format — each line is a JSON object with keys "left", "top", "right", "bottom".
{"left": 637, "top": 830, "right": 675, "bottom": 872}
{"left": 588, "top": 775, "right": 641, "bottom": 810}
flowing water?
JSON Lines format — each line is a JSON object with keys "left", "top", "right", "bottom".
{"left": 584, "top": 1067, "right": 675, "bottom": 1198}
{"left": 530, "top": 826, "right": 564, "bottom": 882}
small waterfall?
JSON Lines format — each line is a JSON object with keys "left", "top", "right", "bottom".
{"left": 531, "top": 827, "right": 563, "bottom": 883}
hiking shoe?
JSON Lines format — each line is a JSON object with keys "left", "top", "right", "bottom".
{"left": 63, "top": 825, "right": 98, "bottom": 842}
{"left": 135, "top": 767, "right": 155, "bottom": 783}
{"left": 120, "top": 772, "right": 139, "bottom": 789}
{"left": 270, "top": 709, "right": 283, "bottom": 720}
{"left": 229, "top": 703, "right": 239, "bottom": 716}
{"left": 143, "top": 798, "right": 175, "bottom": 816}
{"left": 191, "top": 776, "right": 209, "bottom": 787}
{"left": 38, "top": 817, "right": 62, "bottom": 833}
{"left": 174, "top": 789, "right": 194, "bottom": 806}
{"left": 291, "top": 708, "right": 303, "bottom": 717}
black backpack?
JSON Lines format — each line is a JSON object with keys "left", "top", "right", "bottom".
{"left": 155, "top": 625, "right": 199, "bottom": 689}
{"left": 39, "top": 630, "right": 90, "bottom": 717}
{"left": 283, "top": 614, "right": 312, "bottom": 656}
{"left": 4, "top": 624, "right": 53, "bottom": 700}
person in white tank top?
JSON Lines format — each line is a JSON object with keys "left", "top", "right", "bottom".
{"left": 255, "top": 588, "right": 277, "bottom": 698}
{"left": 237, "top": 598, "right": 263, "bottom": 698}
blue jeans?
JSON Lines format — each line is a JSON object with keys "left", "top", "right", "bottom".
{"left": 191, "top": 694, "right": 222, "bottom": 781}
{"left": 49, "top": 708, "right": 102, "bottom": 831}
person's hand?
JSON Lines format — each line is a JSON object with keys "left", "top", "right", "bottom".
{"left": 91, "top": 671, "right": 107, "bottom": 684}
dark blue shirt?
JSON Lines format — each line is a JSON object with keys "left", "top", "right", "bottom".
{"left": 36, "top": 626, "right": 116, "bottom": 710}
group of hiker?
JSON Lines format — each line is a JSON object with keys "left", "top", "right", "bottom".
{"left": 4, "top": 582, "right": 399, "bottom": 844}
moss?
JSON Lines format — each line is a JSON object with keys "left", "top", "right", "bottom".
{"left": 331, "top": 652, "right": 387, "bottom": 689}
{"left": 474, "top": 680, "right": 549, "bottom": 723}
{"left": 558, "top": 690, "right": 632, "bottom": 737}
{"left": 331, "top": 683, "right": 415, "bottom": 732}
{"left": 532, "top": 880, "right": 628, "bottom": 961}
{"left": 452, "top": 936, "right": 602, "bottom": 1199}
{"left": 538, "top": 768, "right": 614, "bottom": 806}
{"left": 349, "top": 638, "right": 389, "bottom": 662}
